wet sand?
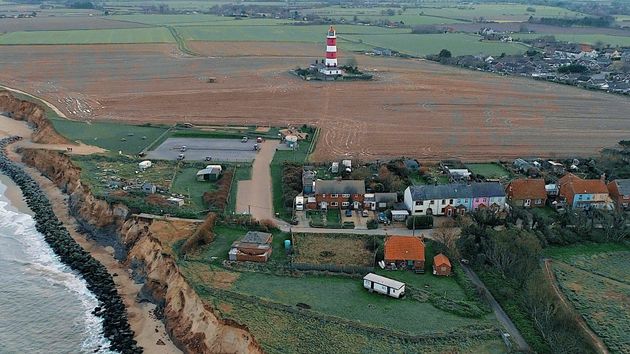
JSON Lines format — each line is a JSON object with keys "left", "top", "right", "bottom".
{"left": 0, "top": 174, "right": 33, "bottom": 216}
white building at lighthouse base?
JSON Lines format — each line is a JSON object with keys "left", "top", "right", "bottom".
{"left": 318, "top": 66, "right": 343, "bottom": 76}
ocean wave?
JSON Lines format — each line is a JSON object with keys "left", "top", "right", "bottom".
{"left": 0, "top": 184, "right": 116, "bottom": 354}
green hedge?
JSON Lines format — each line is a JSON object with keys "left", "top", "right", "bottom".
{"left": 406, "top": 215, "right": 433, "bottom": 229}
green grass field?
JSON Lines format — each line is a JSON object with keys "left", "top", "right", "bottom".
{"left": 465, "top": 163, "right": 511, "bottom": 179}
{"left": 111, "top": 14, "right": 297, "bottom": 26}
{"left": 170, "top": 166, "right": 217, "bottom": 210}
{"left": 226, "top": 164, "right": 251, "bottom": 214}
{"left": 344, "top": 32, "right": 528, "bottom": 56}
{"left": 51, "top": 119, "right": 169, "bottom": 155}
{"left": 545, "top": 242, "right": 630, "bottom": 353}
{"left": 514, "top": 33, "right": 630, "bottom": 47}
{"left": 0, "top": 27, "right": 174, "bottom": 45}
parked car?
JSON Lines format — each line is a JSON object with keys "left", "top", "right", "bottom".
{"left": 204, "top": 156, "right": 212, "bottom": 161}
{"left": 378, "top": 212, "right": 389, "bottom": 224}
{"left": 345, "top": 209, "right": 353, "bottom": 217}
{"left": 180, "top": 145, "right": 187, "bottom": 152}
{"left": 241, "top": 136, "right": 248, "bottom": 143}
{"left": 256, "top": 137, "right": 263, "bottom": 143}
{"left": 361, "top": 210, "right": 369, "bottom": 217}
{"left": 177, "top": 153, "right": 185, "bottom": 160}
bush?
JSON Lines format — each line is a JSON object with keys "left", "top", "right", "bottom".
{"left": 181, "top": 213, "right": 217, "bottom": 255}
{"left": 429, "top": 296, "right": 486, "bottom": 318}
{"left": 367, "top": 219, "right": 378, "bottom": 229}
{"left": 406, "top": 215, "right": 433, "bottom": 229}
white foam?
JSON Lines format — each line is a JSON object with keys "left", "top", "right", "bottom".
{"left": 0, "top": 180, "right": 117, "bottom": 353}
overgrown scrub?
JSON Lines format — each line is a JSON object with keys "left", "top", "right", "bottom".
{"left": 180, "top": 213, "right": 217, "bottom": 255}
{"left": 203, "top": 168, "right": 234, "bottom": 210}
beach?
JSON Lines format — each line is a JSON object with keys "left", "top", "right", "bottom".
{"left": 0, "top": 113, "right": 181, "bottom": 353}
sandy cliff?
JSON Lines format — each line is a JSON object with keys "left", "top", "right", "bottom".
{"left": 0, "top": 90, "right": 68, "bottom": 144}
{"left": 19, "top": 148, "right": 262, "bottom": 354}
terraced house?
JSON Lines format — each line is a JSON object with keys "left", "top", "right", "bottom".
{"left": 403, "top": 182, "right": 506, "bottom": 216}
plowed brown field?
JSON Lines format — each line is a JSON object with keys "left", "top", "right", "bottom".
{"left": 1, "top": 42, "right": 629, "bottom": 161}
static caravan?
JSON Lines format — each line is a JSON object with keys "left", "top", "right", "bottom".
{"left": 363, "top": 273, "right": 405, "bottom": 299}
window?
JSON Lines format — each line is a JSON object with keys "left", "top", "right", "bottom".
{"left": 449, "top": 199, "right": 453, "bottom": 204}
{"left": 430, "top": 200, "right": 435, "bottom": 205}
{"left": 342, "top": 202, "right": 349, "bottom": 207}
{"left": 331, "top": 194, "right": 339, "bottom": 198}
{"left": 331, "top": 202, "right": 338, "bottom": 207}
{"left": 442, "top": 199, "right": 446, "bottom": 204}
{"left": 441, "top": 208, "right": 446, "bottom": 213}
{"left": 342, "top": 193, "right": 350, "bottom": 198}
{"left": 415, "top": 201, "right": 423, "bottom": 206}
{"left": 322, "top": 194, "right": 326, "bottom": 198}
{"left": 535, "top": 199, "right": 542, "bottom": 204}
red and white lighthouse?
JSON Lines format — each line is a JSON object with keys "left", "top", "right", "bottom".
{"left": 325, "top": 25, "right": 337, "bottom": 67}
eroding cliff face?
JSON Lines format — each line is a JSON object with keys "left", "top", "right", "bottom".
{"left": 20, "top": 148, "right": 262, "bottom": 354}
{"left": 121, "top": 219, "right": 263, "bottom": 354}
{"left": 0, "top": 90, "right": 68, "bottom": 144}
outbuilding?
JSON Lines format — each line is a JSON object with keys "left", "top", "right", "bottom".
{"left": 138, "top": 160, "right": 152, "bottom": 170}
{"left": 363, "top": 273, "right": 405, "bottom": 298}
{"left": 196, "top": 165, "right": 223, "bottom": 181}
{"left": 432, "top": 253, "right": 452, "bottom": 276}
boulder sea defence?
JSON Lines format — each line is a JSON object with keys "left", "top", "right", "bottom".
{"left": 0, "top": 136, "right": 141, "bottom": 354}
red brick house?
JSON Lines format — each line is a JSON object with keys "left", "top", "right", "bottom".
{"left": 314, "top": 179, "right": 365, "bottom": 210}
{"left": 384, "top": 235, "right": 425, "bottom": 271}
{"left": 506, "top": 178, "right": 547, "bottom": 208}
{"left": 432, "top": 253, "right": 451, "bottom": 276}
{"left": 607, "top": 179, "right": 630, "bottom": 210}
{"left": 228, "top": 231, "right": 273, "bottom": 262}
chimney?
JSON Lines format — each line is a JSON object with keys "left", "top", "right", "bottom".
{"left": 600, "top": 173, "right": 606, "bottom": 182}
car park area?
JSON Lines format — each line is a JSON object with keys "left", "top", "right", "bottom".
{"left": 146, "top": 137, "right": 260, "bottom": 162}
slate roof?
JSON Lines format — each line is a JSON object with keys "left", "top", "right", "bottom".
{"left": 613, "top": 179, "right": 630, "bottom": 195}
{"left": 407, "top": 182, "right": 505, "bottom": 201}
{"left": 241, "top": 231, "right": 272, "bottom": 245}
{"left": 315, "top": 180, "right": 365, "bottom": 195}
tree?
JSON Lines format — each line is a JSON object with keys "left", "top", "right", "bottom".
{"left": 438, "top": 49, "right": 452, "bottom": 59}
{"left": 433, "top": 219, "right": 460, "bottom": 259}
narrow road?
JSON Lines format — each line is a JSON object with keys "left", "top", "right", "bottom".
{"left": 543, "top": 259, "right": 609, "bottom": 354}
{"left": 235, "top": 140, "right": 277, "bottom": 221}
{"left": 460, "top": 264, "right": 531, "bottom": 352}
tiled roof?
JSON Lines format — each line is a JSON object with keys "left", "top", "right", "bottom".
{"left": 507, "top": 179, "right": 547, "bottom": 199}
{"left": 384, "top": 236, "right": 425, "bottom": 261}
{"left": 433, "top": 253, "right": 451, "bottom": 267}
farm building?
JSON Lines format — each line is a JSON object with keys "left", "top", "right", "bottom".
{"left": 314, "top": 179, "right": 365, "bottom": 210}
{"left": 432, "top": 253, "right": 452, "bottom": 276}
{"left": 607, "top": 179, "right": 630, "bottom": 210}
{"left": 363, "top": 273, "right": 405, "bottom": 298}
{"left": 196, "top": 165, "right": 222, "bottom": 181}
{"left": 167, "top": 197, "right": 184, "bottom": 207}
{"left": 229, "top": 231, "right": 273, "bottom": 263}
{"left": 506, "top": 179, "right": 547, "bottom": 208}
{"left": 384, "top": 235, "right": 425, "bottom": 272}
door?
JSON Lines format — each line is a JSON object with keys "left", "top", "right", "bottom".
{"left": 524, "top": 199, "right": 531, "bottom": 207}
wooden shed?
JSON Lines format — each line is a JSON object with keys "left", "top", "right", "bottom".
{"left": 432, "top": 253, "right": 452, "bottom": 276}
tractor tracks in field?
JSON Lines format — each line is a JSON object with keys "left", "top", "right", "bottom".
{"left": 166, "top": 26, "right": 203, "bottom": 57}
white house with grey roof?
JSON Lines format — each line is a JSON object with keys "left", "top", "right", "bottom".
{"left": 404, "top": 182, "right": 506, "bottom": 216}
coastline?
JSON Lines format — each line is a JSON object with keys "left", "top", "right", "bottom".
{"left": 0, "top": 173, "right": 33, "bottom": 216}
{"left": 0, "top": 109, "right": 181, "bottom": 353}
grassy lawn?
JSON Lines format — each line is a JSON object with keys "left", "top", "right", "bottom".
{"left": 51, "top": 119, "right": 169, "bottom": 155}
{"left": 231, "top": 271, "right": 494, "bottom": 335}
{"left": 307, "top": 209, "right": 342, "bottom": 227}
{"left": 170, "top": 166, "right": 217, "bottom": 211}
{"left": 465, "top": 163, "right": 511, "bottom": 179}
{"left": 416, "top": 4, "right": 586, "bottom": 22}
{"left": 544, "top": 242, "right": 630, "bottom": 261}
{"left": 271, "top": 134, "right": 313, "bottom": 221}
{"left": 0, "top": 27, "right": 175, "bottom": 45}
{"left": 344, "top": 32, "right": 528, "bottom": 56}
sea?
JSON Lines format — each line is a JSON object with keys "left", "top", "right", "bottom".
{"left": 0, "top": 176, "right": 116, "bottom": 354}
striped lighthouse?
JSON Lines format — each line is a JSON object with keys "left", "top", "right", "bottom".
{"left": 325, "top": 25, "right": 337, "bottom": 67}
